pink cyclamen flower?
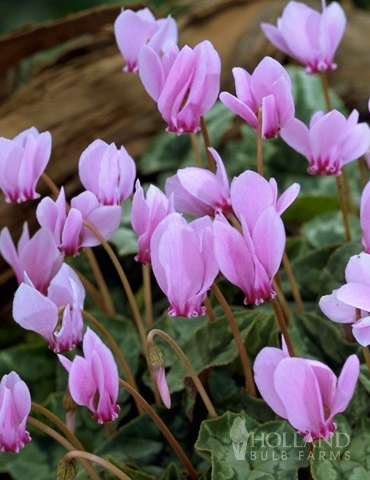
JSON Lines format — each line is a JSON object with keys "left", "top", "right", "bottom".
{"left": 114, "top": 8, "right": 177, "bottom": 73}
{"left": 139, "top": 40, "right": 221, "bottom": 134}
{"left": 360, "top": 180, "right": 370, "bottom": 252}
{"left": 151, "top": 213, "right": 219, "bottom": 317}
{"left": 214, "top": 171, "right": 299, "bottom": 305}
{"left": 261, "top": 1, "right": 346, "bottom": 74}
{"left": 78, "top": 139, "right": 136, "bottom": 206}
{"left": 165, "top": 148, "right": 231, "bottom": 217}
{"left": 37, "top": 187, "right": 122, "bottom": 256}
{"left": 220, "top": 57, "right": 295, "bottom": 138}
{"left": 13, "top": 264, "right": 85, "bottom": 353}
{"left": 254, "top": 345, "right": 359, "bottom": 442}
{"left": 0, "top": 224, "right": 63, "bottom": 295}
{"left": 131, "top": 180, "right": 174, "bottom": 265}
{"left": 58, "top": 328, "right": 120, "bottom": 423}
{"left": 281, "top": 109, "right": 370, "bottom": 175}
{"left": 0, "top": 127, "right": 51, "bottom": 203}
{"left": 320, "top": 252, "right": 370, "bottom": 346}
{"left": 0, "top": 372, "right": 31, "bottom": 452}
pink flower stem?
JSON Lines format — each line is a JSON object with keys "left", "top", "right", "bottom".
{"left": 358, "top": 156, "right": 368, "bottom": 190}
{"left": 200, "top": 116, "right": 216, "bottom": 173}
{"left": 320, "top": 72, "right": 333, "bottom": 111}
{"left": 270, "top": 297, "right": 295, "bottom": 356}
{"left": 147, "top": 329, "right": 218, "bottom": 418}
{"left": 189, "top": 132, "right": 203, "bottom": 167}
{"left": 257, "top": 106, "right": 263, "bottom": 176}
{"left": 211, "top": 283, "right": 257, "bottom": 397}
{"left": 27, "top": 416, "right": 100, "bottom": 480}
{"left": 81, "top": 309, "right": 143, "bottom": 414}
{"left": 273, "top": 276, "right": 291, "bottom": 323}
{"left": 119, "top": 378, "right": 200, "bottom": 480}
{"left": 142, "top": 264, "right": 153, "bottom": 329}
{"left": 203, "top": 295, "right": 216, "bottom": 322}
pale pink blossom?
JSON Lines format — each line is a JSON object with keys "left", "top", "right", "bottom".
{"left": 79, "top": 139, "right": 136, "bottom": 206}
{"left": 261, "top": 1, "right": 346, "bottom": 74}
{"left": 131, "top": 180, "right": 174, "bottom": 265}
{"left": 165, "top": 148, "right": 231, "bottom": 217}
{"left": 0, "top": 224, "right": 63, "bottom": 294}
{"left": 114, "top": 8, "right": 177, "bottom": 73}
{"left": 220, "top": 57, "right": 295, "bottom": 138}
{"left": 139, "top": 40, "right": 221, "bottom": 134}
{"left": 281, "top": 109, "right": 370, "bottom": 175}
{"left": 58, "top": 328, "right": 120, "bottom": 423}
{"left": 37, "top": 188, "right": 122, "bottom": 256}
{"left": 13, "top": 264, "right": 85, "bottom": 353}
{"left": 151, "top": 213, "right": 218, "bottom": 317}
{"left": 0, "top": 127, "right": 51, "bottom": 203}
{"left": 0, "top": 372, "right": 31, "bottom": 452}
{"left": 254, "top": 345, "right": 359, "bottom": 442}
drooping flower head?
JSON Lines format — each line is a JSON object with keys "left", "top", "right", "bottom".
{"left": 220, "top": 57, "right": 295, "bottom": 138}
{"left": 320, "top": 252, "right": 370, "bottom": 347}
{"left": 0, "top": 224, "right": 63, "bottom": 295}
{"left": 79, "top": 139, "right": 136, "bottom": 206}
{"left": 131, "top": 180, "right": 174, "bottom": 265}
{"left": 0, "top": 127, "right": 51, "bottom": 203}
{"left": 139, "top": 40, "right": 221, "bottom": 134}
{"left": 261, "top": 1, "right": 346, "bottom": 74}
{"left": 281, "top": 109, "right": 370, "bottom": 175}
{"left": 214, "top": 171, "right": 299, "bottom": 305}
{"left": 151, "top": 213, "right": 219, "bottom": 317}
{"left": 58, "top": 328, "right": 120, "bottom": 423}
{"left": 0, "top": 372, "right": 31, "bottom": 453}
{"left": 114, "top": 8, "right": 178, "bottom": 73}
{"left": 254, "top": 345, "right": 359, "bottom": 442}
{"left": 13, "top": 264, "right": 85, "bottom": 353}
{"left": 165, "top": 148, "right": 231, "bottom": 217}
{"left": 37, "top": 188, "right": 122, "bottom": 256}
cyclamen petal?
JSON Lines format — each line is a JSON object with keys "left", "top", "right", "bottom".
{"left": 0, "top": 372, "right": 31, "bottom": 453}
{"left": 0, "top": 127, "right": 51, "bottom": 203}
{"left": 150, "top": 213, "right": 218, "bottom": 317}
{"left": 261, "top": 1, "right": 346, "bottom": 74}
{"left": 114, "top": 8, "right": 177, "bottom": 73}
{"left": 59, "top": 328, "right": 120, "bottom": 423}
{"left": 254, "top": 345, "right": 360, "bottom": 442}
{"left": 281, "top": 110, "right": 370, "bottom": 175}
{"left": 220, "top": 57, "right": 295, "bottom": 138}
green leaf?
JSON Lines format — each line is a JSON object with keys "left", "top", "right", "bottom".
{"left": 195, "top": 412, "right": 308, "bottom": 479}
{"left": 282, "top": 195, "right": 339, "bottom": 225}
{"left": 160, "top": 463, "right": 185, "bottom": 480}
{"left": 311, "top": 417, "right": 370, "bottom": 480}
{"left": 302, "top": 211, "right": 361, "bottom": 248}
{"left": 110, "top": 227, "right": 138, "bottom": 257}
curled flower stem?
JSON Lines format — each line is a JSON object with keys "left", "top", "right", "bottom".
{"left": 81, "top": 309, "right": 143, "bottom": 415}
{"left": 257, "top": 106, "right": 263, "bottom": 176}
{"left": 271, "top": 297, "right": 295, "bottom": 357}
{"left": 142, "top": 264, "right": 153, "bottom": 329}
{"left": 62, "top": 451, "right": 134, "bottom": 480}
{"left": 84, "top": 247, "right": 116, "bottom": 316}
{"left": 282, "top": 252, "right": 304, "bottom": 312}
{"left": 82, "top": 220, "right": 147, "bottom": 349}
{"left": 27, "top": 416, "right": 100, "bottom": 480}
{"left": 335, "top": 176, "right": 352, "bottom": 242}
{"left": 200, "top": 116, "right": 216, "bottom": 173}
{"left": 147, "top": 329, "right": 218, "bottom": 419}
{"left": 189, "top": 132, "right": 203, "bottom": 167}
{"left": 119, "top": 378, "right": 199, "bottom": 480}
{"left": 211, "top": 283, "right": 257, "bottom": 397}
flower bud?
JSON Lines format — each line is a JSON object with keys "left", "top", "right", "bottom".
{"left": 146, "top": 343, "right": 171, "bottom": 409}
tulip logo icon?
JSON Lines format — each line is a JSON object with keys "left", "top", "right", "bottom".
{"left": 230, "top": 417, "right": 249, "bottom": 460}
